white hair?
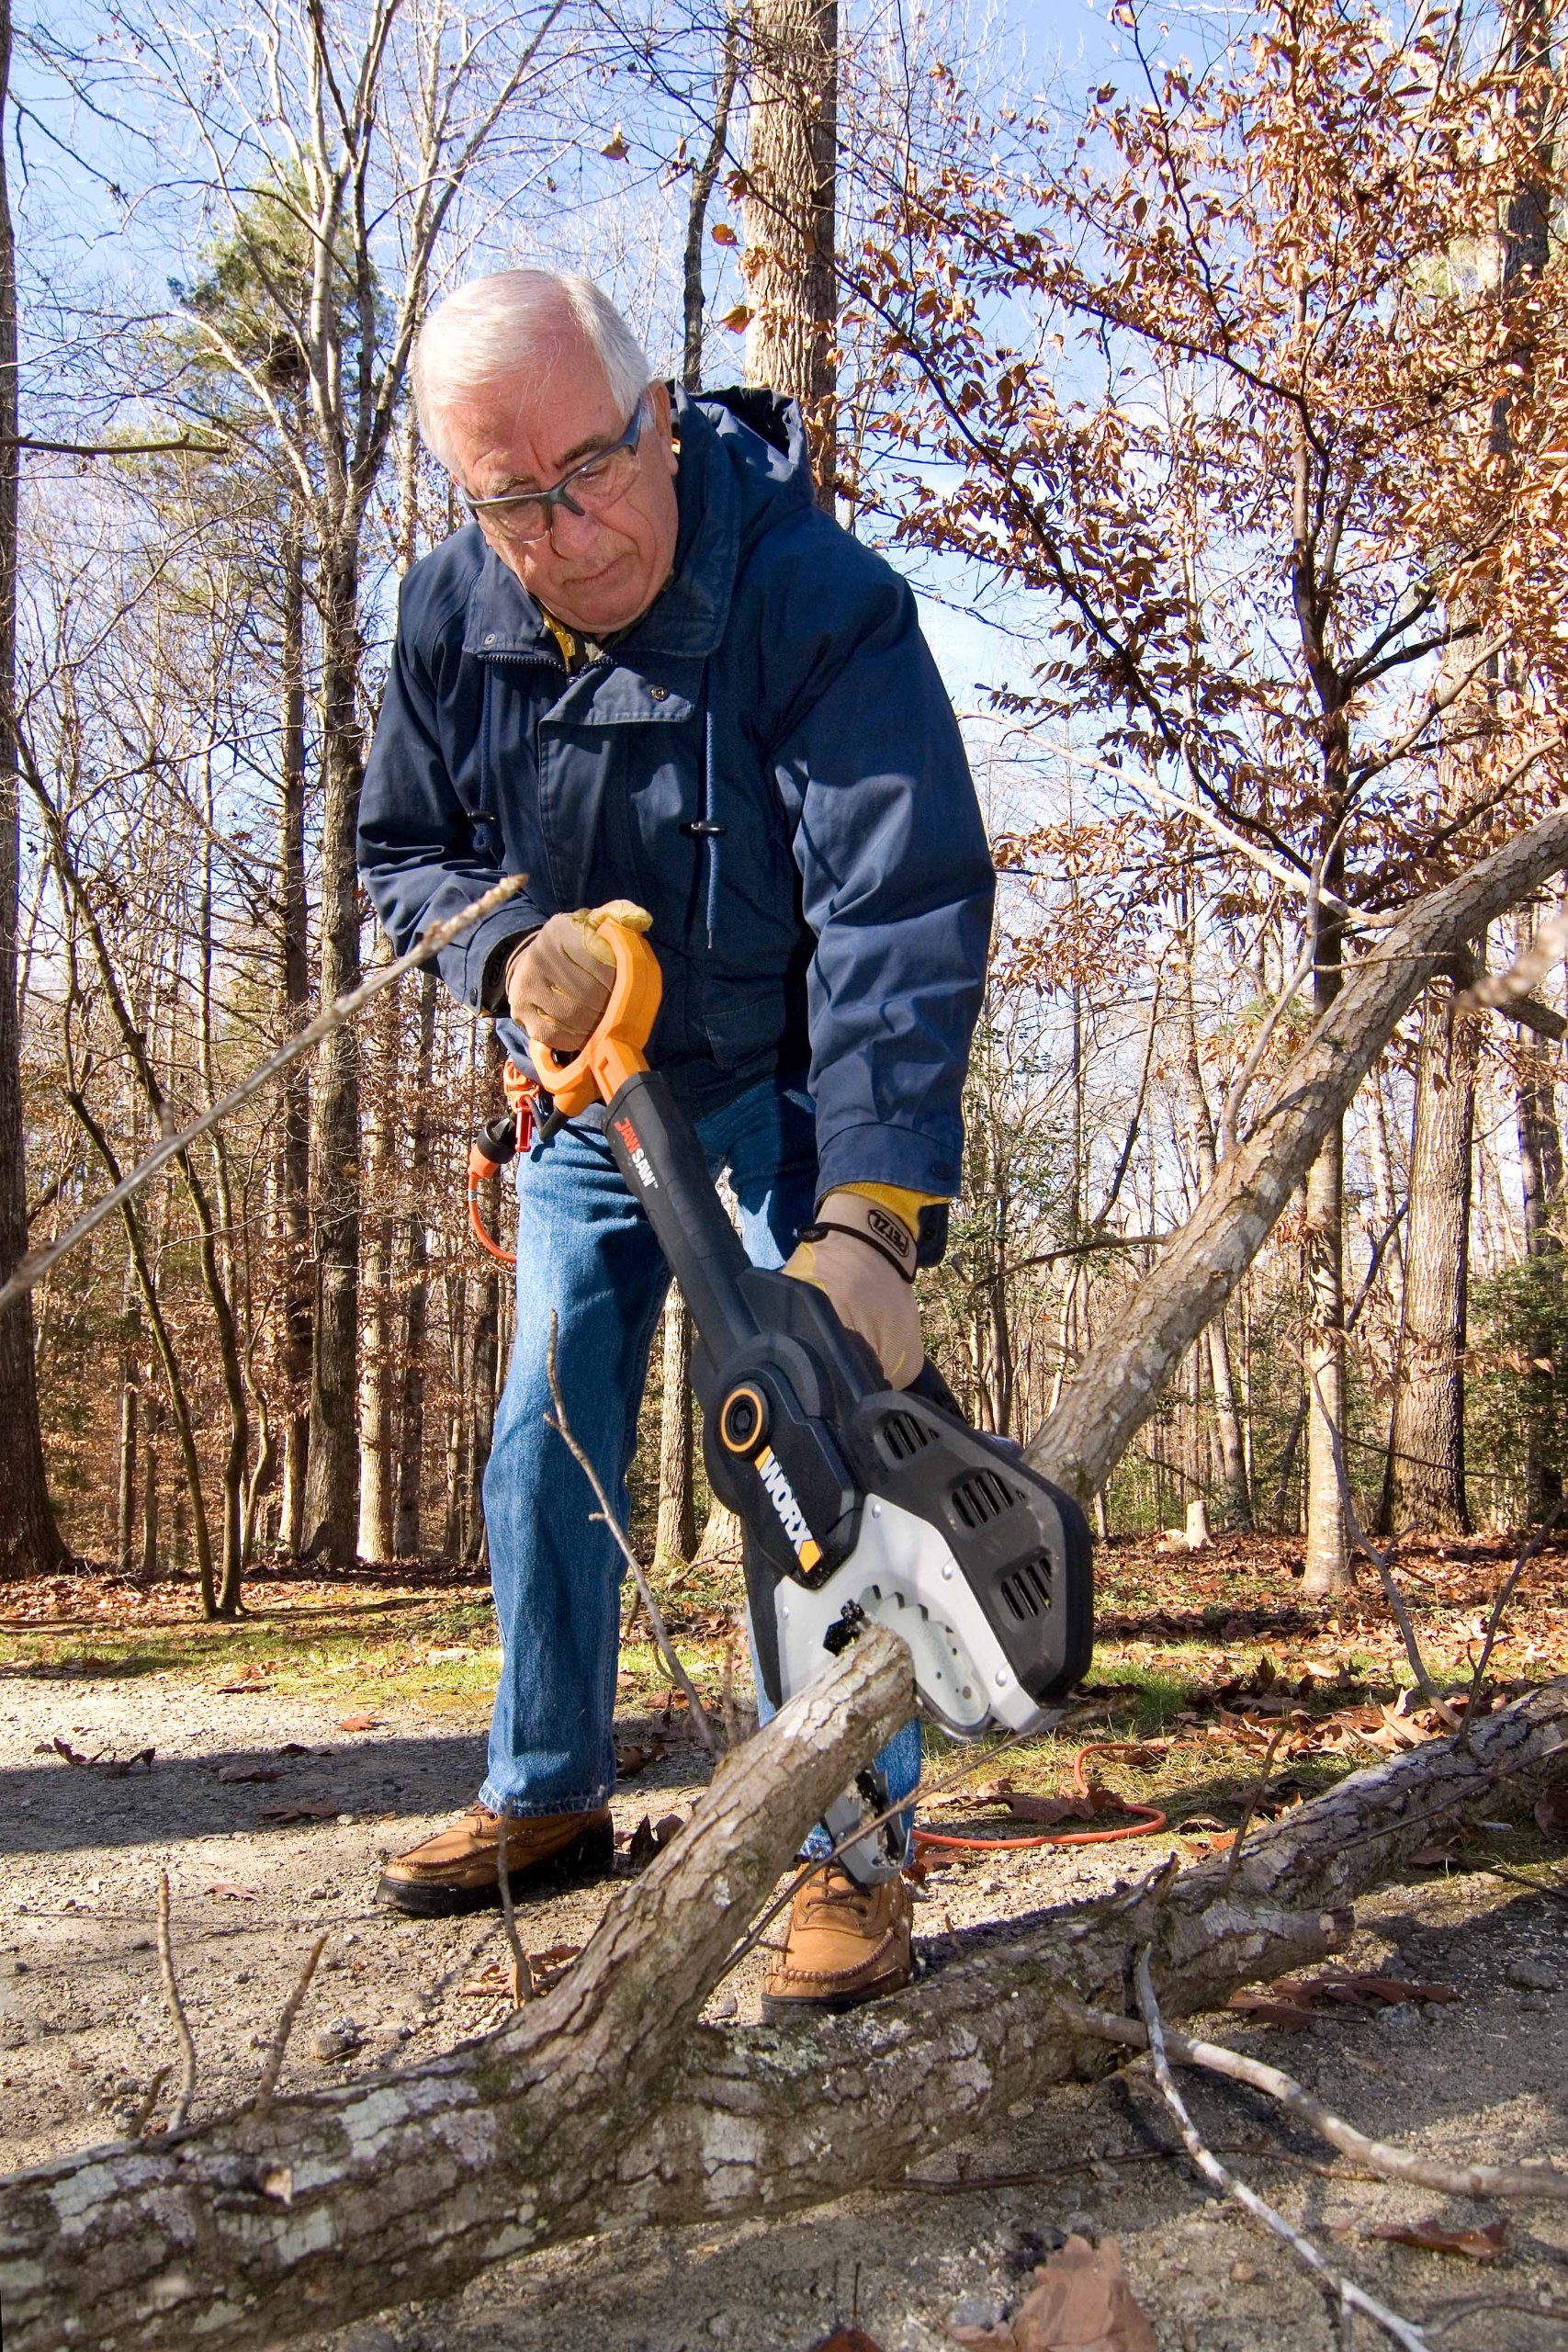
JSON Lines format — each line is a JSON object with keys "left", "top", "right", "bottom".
{"left": 412, "top": 269, "right": 654, "bottom": 478}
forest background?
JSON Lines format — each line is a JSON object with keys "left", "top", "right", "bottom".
{"left": 2, "top": 0, "right": 1565, "bottom": 1623}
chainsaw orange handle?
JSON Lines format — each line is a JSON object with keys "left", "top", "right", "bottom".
{"left": 528, "top": 917, "right": 662, "bottom": 1114}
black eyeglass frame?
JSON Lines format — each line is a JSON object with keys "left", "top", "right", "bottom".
{"left": 462, "top": 394, "right": 651, "bottom": 537}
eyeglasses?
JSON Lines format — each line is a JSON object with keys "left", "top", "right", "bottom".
{"left": 464, "top": 397, "right": 649, "bottom": 544}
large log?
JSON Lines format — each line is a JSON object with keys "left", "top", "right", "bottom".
{"left": 4, "top": 1637, "right": 1564, "bottom": 2352}
{"left": 1028, "top": 802, "right": 1568, "bottom": 1500}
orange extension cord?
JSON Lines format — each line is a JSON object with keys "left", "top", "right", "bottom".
{"left": 912, "top": 1740, "right": 1168, "bottom": 1856}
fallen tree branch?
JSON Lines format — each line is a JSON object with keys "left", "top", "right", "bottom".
{"left": 1027, "top": 805, "right": 1568, "bottom": 1499}
{"left": 1066, "top": 1998, "right": 1568, "bottom": 2200}
{"left": 1130, "top": 1948, "right": 1433, "bottom": 2352}
{"left": 0, "top": 1624, "right": 915, "bottom": 2351}
{"left": 6, "top": 1662, "right": 1565, "bottom": 2351}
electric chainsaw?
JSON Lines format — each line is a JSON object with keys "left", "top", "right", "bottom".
{"left": 521, "top": 917, "right": 1094, "bottom": 1883}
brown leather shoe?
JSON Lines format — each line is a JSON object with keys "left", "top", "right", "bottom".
{"left": 377, "top": 1803, "right": 614, "bottom": 1917}
{"left": 761, "top": 1862, "right": 913, "bottom": 2018}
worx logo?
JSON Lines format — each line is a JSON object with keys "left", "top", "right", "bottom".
{"left": 755, "top": 1446, "right": 821, "bottom": 1570}
{"left": 612, "top": 1115, "right": 659, "bottom": 1192}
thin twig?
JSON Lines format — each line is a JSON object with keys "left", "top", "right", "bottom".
{"left": 1425, "top": 2294, "right": 1568, "bottom": 2340}
{"left": 1070, "top": 1995, "right": 1568, "bottom": 2200}
{"left": 0, "top": 871, "right": 532, "bottom": 1315}
{"left": 1483, "top": 1860, "right": 1568, "bottom": 1908}
{"left": 1309, "top": 1369, "right": 1456, "bottom": 1722}
{"left": 1221, "top": 1716, "right": 1292, "bottom": 1894}
{"left": 155, "top": 1873, "right": 198, "bottom": 2133}
{"left": 129, "top": 2064, "right": 170, "bottom": 2141}
{"left": 1461, "top": 1504, "right": 1566, "bottom": 1749}
{"left": 252, "top": 1933, "right": 328, "bottom": 2108}
{"left": 1132, "top": 1949, "right": 1433, "bottom": 2351}
{"left": 543, "top": 1311, "right": 717, "bottom": 1755}
{"left": 496, "top": 1826, "right": 534, "bottom": 2004}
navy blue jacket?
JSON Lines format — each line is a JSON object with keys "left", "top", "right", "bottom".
{"left": 357, "top": 388, "right": 995, "bottom": 1200}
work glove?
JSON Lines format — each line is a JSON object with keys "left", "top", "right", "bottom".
{"left": 505, "top": 900, "right": 651, "bottom": 1052}
{"left": 784, "top": 1187, "right": 928, "bottom": 1390}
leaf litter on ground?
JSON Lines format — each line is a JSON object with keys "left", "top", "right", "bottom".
{"left": 950, "top": 2233, "right": 1157, "bottom": 2351}
{"left": 1368, "top": 2219, "right": 1506, "bottom": 2261}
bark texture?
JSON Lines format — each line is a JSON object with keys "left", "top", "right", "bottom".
{"left": 1390, "top": 988, "right": 1478, "bottom": 1532}
{"left": 742, "top": 0, "right": 838, "bottom": 503}
{"left": 1026, "top": 806, "right": 1568, "bottom": 1502}
{"left": 276, "top": 502, "right": 312, "bottom": 1558}
{"left": 6, "top": 1647, "right": 1565, "bottom": 2352}
{"left": 302, "top": 543, "right": 366, "bottom": 1565}
{"left": 655, "top": 1287, "right": 697, "bottom": 1568}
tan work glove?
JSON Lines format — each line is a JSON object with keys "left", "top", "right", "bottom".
{"left": 505, "top": 900, "right": 652, "bottom": 1051}
{"left": 784, "top": 1188, "right": 925, "bottom": 1389}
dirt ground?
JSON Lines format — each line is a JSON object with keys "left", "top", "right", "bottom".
{"left": 4, "top": 1542, "right": 1568, "bottom": 2350}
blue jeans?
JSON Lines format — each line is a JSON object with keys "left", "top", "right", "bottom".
{"left": 479, "top": 1069, "right": 922, "bottom": 1840}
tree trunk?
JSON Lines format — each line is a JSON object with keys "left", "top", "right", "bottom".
{"left": 1303, "top": 1109, "right": 1348, "bottom": 1592}
{"left": 0, "top": 0, "right": 64, "bottom": 1577}
{"left": 742, "top": 0, "right": 838, "bottom": 504}
{"left": 356, "top": 944, "right": 398, "bottom": 1561}
{"left": 1516, "top": 904, "right": 1564, "bottom": 1519}
{"left": 8, "top": 1633, "right": 1567, "bottom": 2352}
{"left": 276, "top": 499, "right": 312, "bottom": 1558}
{"left": 302, "top": 536, "right": 365, "bottom": 1565}
{"left": 655, "top": 1287, "right": 697, "bottom": 1568}
{"left": 694, "top": 1496, "right": 744, "bottom": 1571}
{"left": 1026, "top": 803, "right": 1568, "bottom": 1502}
{"left": 116, "top": 1347, "right": 139, "bottom": 1575}
{"left": 1389, "top": 984, "right": 1477, "bottom": 1532}
{"left": 1178, "top": 910, "right": 1252, "bottom": 1527}
{"left": 393, "top": 967, "right": 437, "bottom": 1559}
{"left": 139, "top": 1407, "right": 158, "bottom": 1581}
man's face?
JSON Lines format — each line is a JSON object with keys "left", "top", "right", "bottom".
{"left": 444, "top": 337, "right": 679, "bottom": 637}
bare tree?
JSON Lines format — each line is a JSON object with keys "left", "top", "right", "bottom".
{"left": 0, "top": 0, "right": 64, "bottom": 1575}
{"left": 743, "top": 0, "right": 838, "bottom": 499}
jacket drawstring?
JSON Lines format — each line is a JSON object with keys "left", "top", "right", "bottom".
{"left": 682, "top": 673, "right": 726, "bottom": 952}
{"left": 703, "top": 695, "right": 721, "bottom": 950}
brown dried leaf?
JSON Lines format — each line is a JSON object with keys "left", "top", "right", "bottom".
{"left": 215, "top": 1763, "right": 281, "bottom": 1783}
{"left": 338, "top": 1713, "right": 384, "bottom": 1733}
{"left": 614, "top": 1739, "right": 664, "bottom": 1780}
{"left": 622, "top": 1814, "right": 659, "bottom": 1868}
{"left": 1009, "top": 2233, "right": 1157, "bottom": 2351}
{"left": 811, "top": 2333, "right": 888, "bottom": 2352}
{"left": 1368, "top": 2219, "right": 1506, "bottom": 2261}
{"left": 51, "top": 1736, "right": 154, "bottom": 1775}
{"left": 531, "top": 1941, "right": 581, "bottom": 1970}
{"left": 256, "top": 1800, "right": 342, "bottom": 1825}
{"left": 1227, "top": 1993, "right": 1318, "bottom": 2030}
{"left": 205, "top": 1883, "right": 256, "bottom": 1901}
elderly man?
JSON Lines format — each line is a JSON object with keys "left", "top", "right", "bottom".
{"left": 357, "top": 269, "right": 993, "bottom": 2013}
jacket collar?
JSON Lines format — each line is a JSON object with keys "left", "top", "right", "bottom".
{"left": 461, "top": 393, "right": 741, "bottom": 666}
